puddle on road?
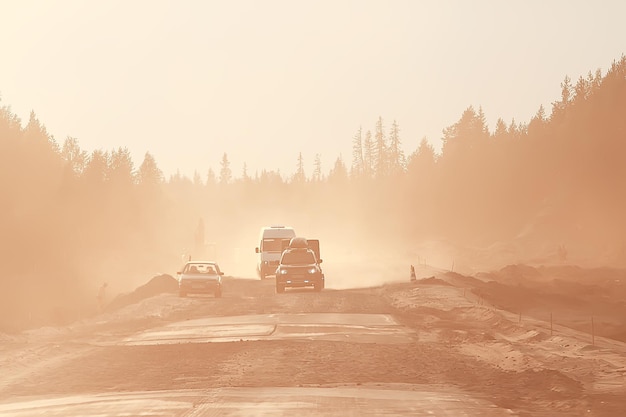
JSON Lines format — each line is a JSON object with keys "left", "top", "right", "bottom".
{"left": 0, "top": 386, "right": 516, "bottom": 417}
{"left": 122, "top": 313, "right": 415, "bottom": 345}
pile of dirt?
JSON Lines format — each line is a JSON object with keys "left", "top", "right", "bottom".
{"left": 106, "top": 274, "right": 178, "bottom": 312}
{"left": 416, "top": 276, "right": 451, "bottom": 286}
{"left": 463, "top": 264, "right": 626, "bottom": 343}
{"left": 440, "top": 271, "right": 483, "bottom": 287}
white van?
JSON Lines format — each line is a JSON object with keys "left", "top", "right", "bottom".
{"left": 255, "top": 226, "right": 296, "bottom": 279}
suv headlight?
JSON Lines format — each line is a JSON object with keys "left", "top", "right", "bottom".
{"left": 307, "top": 267, "right": 317, "bottom": 274}
{"left": 279, "top": 269, "right": 288, "bottom": 275}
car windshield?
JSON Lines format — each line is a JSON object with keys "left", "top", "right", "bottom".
{"left": 281, "top": 250, "right": 316, "bottom": 265}
{"left": 184, "top": 263, "right": 217, "bottom": 274}
{"left": 262, "top": 238, "right": 288, "bottom": 252}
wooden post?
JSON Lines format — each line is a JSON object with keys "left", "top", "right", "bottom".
{"left": 591, "top": 316, "right": 595, "bottom": 346}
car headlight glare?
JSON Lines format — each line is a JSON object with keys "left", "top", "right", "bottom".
{"left": 307, "top": 267, "right": 317, "bottom": 274}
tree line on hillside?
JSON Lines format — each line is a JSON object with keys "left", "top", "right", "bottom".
{"left": 1, "top": 55, "right": 625, "bottom": 330}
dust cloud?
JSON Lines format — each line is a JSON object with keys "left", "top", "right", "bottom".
{"left": 2, "top": 57, "right": 626, "bottom": 332}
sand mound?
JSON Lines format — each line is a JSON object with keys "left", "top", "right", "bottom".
{"left": 106, "top": 274, "right": 178, "bottom": 311}
{"left": 417, "top": 276, "right": 451, "bottom": 286}
{"left": 454, "top": 265, "right": 626, "bottom": 343}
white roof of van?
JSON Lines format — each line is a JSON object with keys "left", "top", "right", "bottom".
{"left": 261, "top": 226, "right": 295, "bottom": 237}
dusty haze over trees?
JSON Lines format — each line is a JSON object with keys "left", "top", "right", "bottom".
{"left": 1, "top": 56, "right": 625, "bottom": 331}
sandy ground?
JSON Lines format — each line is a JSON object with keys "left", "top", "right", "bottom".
{"left": 0, "top": 264, "right": 625, "bottom": 416}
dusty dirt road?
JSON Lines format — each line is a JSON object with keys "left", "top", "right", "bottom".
{"left": 0, "top": 269, "right": 625, "bottom": 416}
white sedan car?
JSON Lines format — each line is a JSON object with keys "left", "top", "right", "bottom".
{"left": 177, "top": 261, "right": 224, "bottom": 298}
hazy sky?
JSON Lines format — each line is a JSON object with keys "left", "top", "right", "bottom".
{"left": 1, "top": 0, "right": 624, "bottom": 179}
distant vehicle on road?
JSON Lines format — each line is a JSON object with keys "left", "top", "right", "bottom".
{"left": 255, "top": 225, "right": 296, "bottom": 279}
{"left": 177, "top": 261, "right": 224, "bottom": 298}
{"left": 275, "top": 237, "right": 324, "bottom": 293}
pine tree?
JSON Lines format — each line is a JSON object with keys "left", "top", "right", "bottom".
{"left": 407, "top": 137, "right": 436, "bottom": 180}
{"left": 551, "top": 75, "right": 573, "bottom": 120}
{"left": 108, "top": 147, "right": 135, "bottom": 185}
{"left": 61, "top": 136, "right": 87, "bottom": 175}
{"left": 476, "top": 106, "right": 490, "bottom": 137}
{"left": 24, "top": 110, "right": 59, "bottom": 154}
{"left": 387, "top": 120, "right": 406, "bottom": 175}
{"left": 206, "top": 168, "right": 217, "bottom": 187}
{"left": 219, "top": 153, "right": 232, "bottom": 185}
{"left": 363, "top": 130, "right": 373, "bottom": 178}
{"left": 507, "top": 118, "right": 521, "bottom": 140}
{"left": 573, "top": 75, "right": 591, "bottom": 103}
{"left": 374, "top": 116, "right": 387, "bottom": 178}
{"left": 137, "top": 152, "right": 163, "bottom": 187}
{"left": 493, "top": 118, "right": 508, "bottom": 139}
{"left": 83, "top": 149, "right": 109, "bottom": 185}
{"left": 406, "top": 138, "right": 436, "bottom": 193}
{"left": 294, "top": 152, "right": 306, "bottom": 182}
{"left": 560, "top": 75, "right": 573, "bottom": 105}
{"left": 328, "top": 154, "right": 348, "bottom": 184}
{"left": 312, "top": 153, "right": 322, "bottom": 182}
{"left": 351, "top": 126, "right": 364, "bottom": 177}
{"left": 193, "top": 170, "right": 203, "bottom": 187}
{"left": 528, "top": 105, "right": 547, "bottom": 137}
{"left": 441, "top": 106, "right": 488, "bottom": 158}
{"left": 242, "top": 162, "right": 250, "bottom": 181}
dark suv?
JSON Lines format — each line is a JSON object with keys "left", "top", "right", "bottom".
{"left": 275, "top": 238, "right": 324, "bottom": 293}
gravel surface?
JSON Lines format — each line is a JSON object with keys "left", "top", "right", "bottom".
{"left": 1, "top": 268, "right": 625, "bottom": 416}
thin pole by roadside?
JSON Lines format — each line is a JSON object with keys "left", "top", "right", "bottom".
{"left": 591, "top": 316, "right": 595, "bottom": 346}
